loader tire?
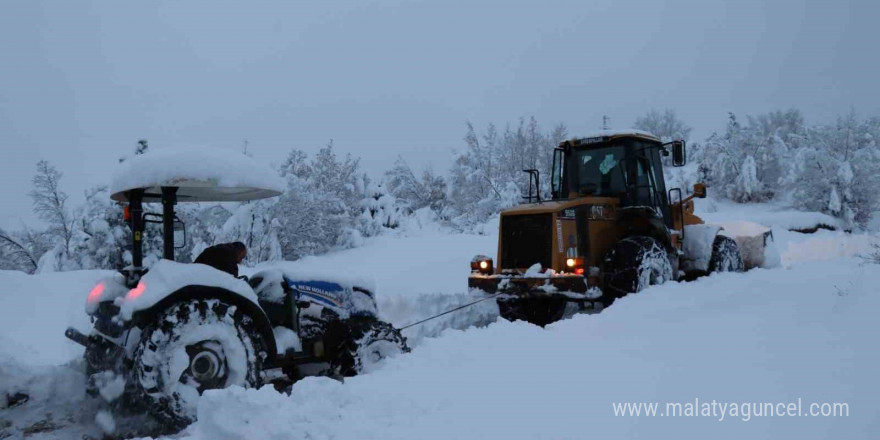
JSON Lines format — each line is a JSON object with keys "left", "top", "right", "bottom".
{"left": 132, "top": 298, "right": 265, "bottom": 429}
{"left": 496, "top": 297, "right": 568, "bottom": 327}
{"left": 708, "top": 235, "right": 744, "bottom": 273}
{"left": 603, "top": 236, "right": 673, "bottom": 296}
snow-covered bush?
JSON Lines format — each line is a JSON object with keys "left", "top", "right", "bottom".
{"left": 66, "top": 185, "right": 129, "bottom": 271}
{"left": 359, "top": 179, "right": 403, "bottom": 234}
{"left": 634, "top": 109, "right": 692, "bottom": 167}
{"left": 781, "top": 112, "right": 880, "bottom": 227}
{"left": 272, "top": 142, "right": 374, "bottom": 259}
{"left": 384, "top": 157, "right": 447, "bottom": 213}
{"left": 699, "top": 112, "right": 793, "bottom": 203}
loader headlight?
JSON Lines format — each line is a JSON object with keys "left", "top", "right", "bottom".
{"left": 564, "top": 257, "right": 585, "bottom": 274}
{"left": 470, "top": 255, "right": 494, "bottom": 275}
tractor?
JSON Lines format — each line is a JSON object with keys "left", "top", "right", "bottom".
{"left": 468, "top": 130, "right": 773, "bottom": 326}
{"left": 63, "top": 148, "right": 408, "bottom": 429}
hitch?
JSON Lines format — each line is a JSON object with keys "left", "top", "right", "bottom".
{"left": 64, "top": 327, "right": 89, "bottom": 347}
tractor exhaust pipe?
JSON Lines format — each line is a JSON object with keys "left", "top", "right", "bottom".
{"left": 64, "top": 327, "right": 89, "bottom": 347}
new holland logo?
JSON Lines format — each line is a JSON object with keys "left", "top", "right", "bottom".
{"left": 293, "top": 284, "right": 343, "bottom": 307}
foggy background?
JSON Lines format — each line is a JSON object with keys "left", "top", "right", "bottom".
{"left": 2, "top": 0, "right": 878, "bottom": 228}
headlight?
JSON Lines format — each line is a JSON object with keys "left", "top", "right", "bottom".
{"left": 564, "top": 257, "right": 585, "bottom": 275}
{"left": 470, "top": 255, "right": 494, "bottom": 275}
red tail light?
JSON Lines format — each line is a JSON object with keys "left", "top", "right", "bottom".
{"left": 87, "top": 282, "right": 105, "bottom": 304}
{"left": 127, "top": 281, "right": 146, "bottom": 300}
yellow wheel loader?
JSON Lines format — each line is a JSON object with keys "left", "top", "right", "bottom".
{"left": 468, "top": 130, "right": 773, "bottom": 326}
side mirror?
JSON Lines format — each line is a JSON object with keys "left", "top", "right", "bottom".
{"left": 671, "top": 140, "right": 686, "bottom": 167}
{"left": 692, "top": 182, "right": 707, "bottom": 199}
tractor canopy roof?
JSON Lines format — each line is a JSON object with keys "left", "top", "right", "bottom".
{"left": 561, "top": 129, "right": 661, "bottom": 148}
{"left": 109, "top": 146, "right": 285, "bottom": 203}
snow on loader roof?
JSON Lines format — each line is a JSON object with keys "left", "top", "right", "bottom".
{"left": 109, "top": 146, "right": 285, "bottom": 203}
{"left": 570, "top": 128, "right": 661, "bottom": 143}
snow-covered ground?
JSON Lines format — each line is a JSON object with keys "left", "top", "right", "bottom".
{"left": 1, "top": 203, "right": 878, "bottom": 439}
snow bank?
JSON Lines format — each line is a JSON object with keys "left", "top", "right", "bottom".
{"left": 696, "top": 198, "right": 844, "bottom": 232}
{"left": 682, "top": 224, "right": 722, "bottom": 272}
{"left": 0, "top": 269, "right": 112, "bottom": 366}
{"left": 5, "top": 208, "right": 878, "bottom": 439}
{"left": 378, "top": 292, "right": 499, "bottom": 346}
{"left": 245, "top": 229, "right": 497, "bottom": 300}
{"left": 175, "top": 258, "right": 880, "bottom": 440}
{"left": 774, "top": 229, "right": 877, "bottom": 267}
{"left": 109, "top": 146, "right": 284, "bottom": 202}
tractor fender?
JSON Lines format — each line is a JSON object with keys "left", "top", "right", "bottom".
{"left": 129, "top": 285, "right": 278, "bottom": 363}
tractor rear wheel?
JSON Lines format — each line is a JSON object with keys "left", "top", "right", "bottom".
{"left": 708, "top": 235, "right": 744, "bottom": 273}
{"left": 132, "top": 299, "right": 265, "bottom": 428}
{"left": 603, "top": 236, "right": 673, "bottom": 296}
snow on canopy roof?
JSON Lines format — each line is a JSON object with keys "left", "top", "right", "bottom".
{"left": 110, "top": 146, "right": 285, "bottom": 203}
{"left": 571, "top": 129, "right": 661, "bottom": 143}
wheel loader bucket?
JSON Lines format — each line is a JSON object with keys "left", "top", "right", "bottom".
{"left": 714, "top": 221, "right": 778, "bottom": 270}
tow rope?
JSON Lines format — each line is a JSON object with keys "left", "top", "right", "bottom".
{"left": 398, "top": 292, "right": 503, "bottom": 331}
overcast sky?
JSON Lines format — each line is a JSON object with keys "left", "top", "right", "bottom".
{"left": 2, "top": 0, "right": 878, "bottom": 229}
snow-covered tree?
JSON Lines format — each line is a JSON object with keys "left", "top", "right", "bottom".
{"left": 66, "top": 185, "right": 129, "bottom": 270}
{"left": 447, "top": 118, "right": 567, "bottom": 229}
{"left": 384, "top": 157, "right": 447, "bottom": 213}
{"left": 700, "top": 112, "right": 791, "bottom": 202}
{"left": 634, "top": 109, "right": 692, "bottom": 142}
{"left": 0, "top": 228, "right": 44, "bottom": 273}
{"left": 217, "top": 200, "right": 282, "bottom": 264}
{"left": 781, "top": 111, "right": 880, "bottom": 227}
{"left": 29, "top": 160, "right": 75, "bottom": 258}
{"left": 358, "top": 178, "right": 402, "bottom": 235}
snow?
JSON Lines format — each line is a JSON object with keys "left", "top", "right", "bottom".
{"left": 95, "top": 410, "right": 115, "bottom": 434}
{"left": 0, "top": 269, "right": 113, "bottom": 366}
{"left": 715, "top": 221, "right": 773, "bottom": 269}
{"left": 273, "top": 326, "right": 302, "bottom": 354}
{"left": 245, "top": 226, "right": 495, "bottom": 304}
{"left": 252, "top": 266, "right": 379, "bottom": 318}
{"left": 119, "top": 259, "right": 260, "bottom": 321}
{"left": 696, "top": 198, "right": 845, "bottom": 232}
{"left": 578, "top": 128, "right": 660, "bottom": 141}
{"left": 2, "top": 205, "right": 879, "bottom": 439}
{"left": 175, "top": 257, "right": 879, "bottom": 440}
{"left": 109, "top": 146, "right": 284, "bottom": 202}
{"left": 682, "top": 224, "right": 722, "bottom": 272}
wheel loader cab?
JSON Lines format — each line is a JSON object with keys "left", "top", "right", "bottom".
{"left": 552, "top": 135, "right": 673, "bottom": 228}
